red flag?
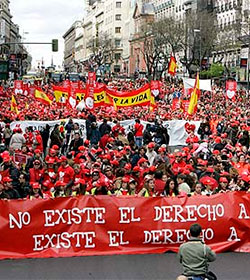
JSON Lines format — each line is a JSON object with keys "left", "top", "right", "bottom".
{"left": 168, "top": 56, "right": 177, "bottom": 76}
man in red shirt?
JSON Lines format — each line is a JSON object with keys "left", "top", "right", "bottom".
{"left": 58, "top": 156, "right": 75, "bottom": 186}
{"left": 171, "top": 152, "right": 186, "bottom": 175}
{"left": 134, "top": 119, "right": 144, "bottom": 147}
{"left": 112, "top": 121, "right": 125, "bottom": 137}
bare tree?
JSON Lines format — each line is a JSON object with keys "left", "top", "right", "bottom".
{"left": 87, "top": 32, "right": 116, "bottom": 71}
{"left": 141, "top": 19, "right": 180, "bottom": 80}
{"left": 180, "top": 9, "right": 218, "bottom": 76}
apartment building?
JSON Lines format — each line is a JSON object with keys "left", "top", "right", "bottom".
{"left": 80, "top": 0, "right": 133, "bottom": 74}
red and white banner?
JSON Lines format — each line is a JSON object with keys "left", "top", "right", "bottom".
{"left": 14, "top": 80, "right": 24, "bottom": 95}
{"left": 150, "top": 80, "right": 160, "bottom": 98}
{"left": 226, "top": 80, "right": 237, "bottom": 100}
{"left": 0, "top": 192, "right": 250, "bottom": 260}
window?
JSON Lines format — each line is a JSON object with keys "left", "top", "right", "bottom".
{"left": 115, "top": 14, "right": 121, "bottom": 21}
{"left": 115, "top": 27, "right": 121, "bottom": 33}
{"left": 114, "top": 65, "right": 121, "bottom": 73}
{"left": 115, "top": 53, "right": 121, "bottom": 60}
{"left": 116, "top": 2, "right": 121, "bottom": 8}
{"left": 115, "top": 39, "right": 121, "bottom": 47}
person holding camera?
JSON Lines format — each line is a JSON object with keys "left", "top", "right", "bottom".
{"left": 177, "top": 223, "right": 217, "bottom": 280}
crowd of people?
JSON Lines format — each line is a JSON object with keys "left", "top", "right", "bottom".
{"left": 0, "top": 77, "right": 250, "bottom": 200}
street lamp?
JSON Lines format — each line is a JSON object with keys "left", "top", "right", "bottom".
{"left": 194, "top": 29, "right": 201, "bottom": 70}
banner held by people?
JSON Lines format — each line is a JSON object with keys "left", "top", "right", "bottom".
{"left": 0, "top": 192, "right": 250, "bottom": 260}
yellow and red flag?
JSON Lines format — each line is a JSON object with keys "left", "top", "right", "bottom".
{"left": 188, "top": 73, "right": 200, "bottom": 115}
{"left": 11, "top": 95, "right": 19, "bottom": 114}
{"left": 52, "top": 86, "right": 70, "bottom": 104}
{"left": 168, "top": 55, "right": 177, "bottom": 76}
{"left": 35, "top": 87, "right": 52, "bottom": 106}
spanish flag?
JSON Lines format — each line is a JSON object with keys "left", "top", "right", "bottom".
{"left": 188, "top": 73, "right": 200, "bottom": 115}
{"left": 53, "top": 86, "right": 69, "bottom": 104}
{"left": 168, "top": 55, "right": 177, "bottom": 76}
{"left": 35, "top": 87, "right": 52, "bottom": 106}
{"left": 150, "top": 94, "right": 156, "bottom": 112}
{"left": 11, "top": 95, "right": 19, "bottom": 114}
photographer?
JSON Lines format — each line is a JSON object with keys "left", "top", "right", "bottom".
{"left": 177, "top": 223, "right": 216, "bottom": 280}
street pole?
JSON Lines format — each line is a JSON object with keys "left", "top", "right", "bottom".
{"left": 194, "top": 29, "right": 201, "bottom": 71}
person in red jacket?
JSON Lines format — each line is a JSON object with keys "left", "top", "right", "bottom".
{"left": 29, "top": 159, "right": 44, "bottom": 184}
{"left": 99, "top": 132, "right": 110, "bottom": 150}
{"left": 43, "top": 157, "right": 57, "bottom": 182}
{"left": 112, "top": 121, "right": 125, "bottom": 137}
{"left": 186, "top": 130, "right": 199, "bottom": 145}
{"left": 73, "top": 164, "right": 85, "bottom": 183}
{"left": 34, "top": 130, "right": 44, "bottom": 153}
{"left": 171, "top": 152, "right": 186, "bottom": 175}
{"left": 134, "top": 119, "right": 144, "bottom": 147}
{"left": 58, "top": 156, "right": 75, "bottom": 185}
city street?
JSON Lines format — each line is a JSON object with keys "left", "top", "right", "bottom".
{"left": 0, "top": 252, "right": 249, "bottom": 280}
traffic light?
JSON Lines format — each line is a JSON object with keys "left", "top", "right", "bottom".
{"left": 52, "top": 39, "right": 58, "bottom": 52}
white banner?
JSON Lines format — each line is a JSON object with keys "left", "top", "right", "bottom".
{"left": 183, "top": 78, "right": 212, "bottom": 92}
{"left": 9, "top": 119, "right": 201, "bottom": 147}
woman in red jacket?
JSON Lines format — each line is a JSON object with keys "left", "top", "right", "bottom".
{"left": 29, "top": 159, "right": 44, "bottom": 184}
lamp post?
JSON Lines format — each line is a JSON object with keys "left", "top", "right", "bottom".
{"left": 194, "top": 29, "right": 201, "bottom": 70}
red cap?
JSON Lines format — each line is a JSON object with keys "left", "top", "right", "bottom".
{"left": 158, "top": 147, "right": 166, "bottom": 153}
{"left": 110, "top": 160, "right": 119, "bottom": 166}
{"left": 32, "top": 182, "right": 41, "bottom": 189}
{"left": 2, "top": 156, "right": 11, "bottom": 162}
{"left": 207, "top": 167, "right": 214, "bottom": 173}
{"left": 138, "top": 158, "right": 148, "bottom": 165}
{"left": 60, "top": 156, "right": 67, "bottom": 162}
{"left": 49, "top": 148, "right": 56, "bottom": 154}
{"left": 52, "top": 145, "right": 59, "bottom": 150}
{"left": 124, "top": 146, "right": 131, "bottom": 151}
{"left": 124, "top": 163, "right": 132, "bottom": 170}
{"left": 54, "top": 181, "right": 66, "bottom": 187}
{"left": 148, "top": 142, "right": 155, "bottom": 148}
{"left": 122, "top": 177, "right": 130, "bottom": 183}
{"left": 84, "top": 139, "right": 90, "bottom": 145}
{"left": 3, "top": 177, "right": 12, "bottom": 183}
{"left": 176, "top": 152, "right": 182, "bottom": 157}
{"left": 34, "top": 149, "right": 41, "bottom": 154}
{"left": 219, "top": 177, "right": 228, "bottom": 183}
{"left": 133, "top": 166, "right": 140, "bottom": 172}
{"left": 215, "top": 137, "right": 221, "bottom": 144}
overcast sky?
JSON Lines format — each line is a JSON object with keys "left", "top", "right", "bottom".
{"left": 10, "top": 0, "right": 85, "bottom": 70}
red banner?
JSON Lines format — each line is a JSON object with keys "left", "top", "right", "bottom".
{"left": 0, "top": 192, "right": 250, "bottom": 260}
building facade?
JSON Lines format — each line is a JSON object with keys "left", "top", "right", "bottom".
{"left": 129, "top": 2, "right": 155, "bottom": 76}
{"left": 63, "top": 21, "right": 81, "bottom": 72}
{"left": 80, "top": 0, "right": 133, "bottom": 75}
{"left": 0, "top": 0, "right": 31, "bottom": 79}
